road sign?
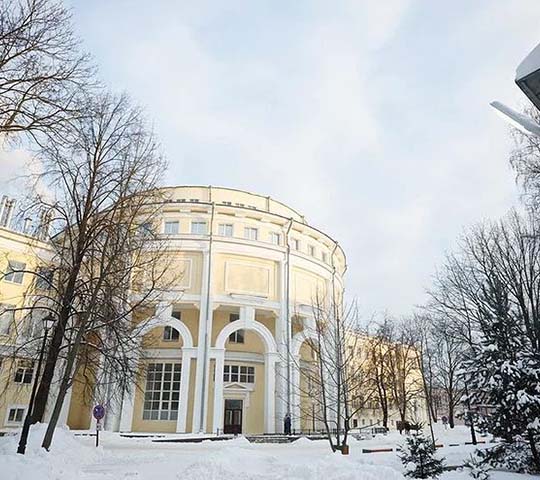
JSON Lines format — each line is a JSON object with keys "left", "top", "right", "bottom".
{"left": 93, "top": 404, "right": 105, "bottom": 420}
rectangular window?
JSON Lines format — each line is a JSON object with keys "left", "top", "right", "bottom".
{"left": 14, "top": 360, "right": 34, "bottom": 384}
{"left": 4, "top": 260, "right": 25, "bottom": 284}
{"left": 191, "top": 221, "right": 207, "bottom": 235}
{"left": 224, "top": 364, "right": 255, "bottom": 383}
{"left": 163, "top": 326, "right": 180, "bottom": 342}
{"left": 269, "top": 232, "right": 281, "bottom": 245}
{"left": 308, "top": 245, "right": 316, "bottom": 256}
{"left": 218, "top": 223, "right": 234, "bottom": 237}
{"left": 164, "top": 221, "right": 179, "bottom": 235}
{"left": 35, "top": 267, "right": 53, "bottom": 290}
{"left": 321, "top": 251, "right": 328, "bottom": 263}
{"left": 228, "top": 313, "right": 244, "bottom": 343}
{"left": 142, "top": 362, "right": 181, "bottom": 421}
{"left": 7, "top": 407, "right": 25, "bottom": 424}
{"left": 0, "top": 303, "right": 15, "bottom": 335}
{"left": 244, "top": 227, "right": 258, "bottom": 241}
{"left": 353, "top": 419, "right": 358, "bottom": 428}
{"left": 138, "top": 222, "right": 154, "bottom": 237}
{"left": 291, "top": 238, "right": 300, "bottom": 251}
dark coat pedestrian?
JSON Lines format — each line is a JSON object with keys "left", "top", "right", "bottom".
{"left": 284, "top": 414, "right": 292, "bottom": 435}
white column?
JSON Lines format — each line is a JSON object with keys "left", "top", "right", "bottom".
{"left": 177, "top": 347, "right": 196, "bottom": 433}
{"left": 239, "top": 305, "right": 255, "bottom": 326}
{"left": 192, "top": 249, "right": 211, "bottom": 433}
{"left": 291, "top": 355, "right": 301, "bottom": 432}
{"left": 212, "top": 348, "right": 225, "bottom": 434}
{"left": 276, "top": 257, "right": 289, "bottom": 432}
{"left": 264, "top": 352, "right": 279, "bottom": 434}
{"left": 118, "top": 347, "right": 141, "bottom": 432}
{"left": 89, "top": 354, "right": 106, "bottom": 431}
{"left": 119, "top": 383, "right": 136, "bottom": 432}
{"left": 57, "top": 386, "right": 72, "bottom": 426}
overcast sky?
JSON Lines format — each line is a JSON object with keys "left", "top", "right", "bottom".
{"left": 3, "top": 1, "right": 540, "bottom": 316}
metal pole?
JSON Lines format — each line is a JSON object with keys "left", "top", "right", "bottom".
{"left": 285, "top": 219, "right": 293, "bottom": 417}
{"left": 17, "top": 326, "right": 49, "bottom": 454}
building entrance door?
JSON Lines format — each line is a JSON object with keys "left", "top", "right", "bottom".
{"left": 223, "top": 399, "right": 243, "bottom": 434}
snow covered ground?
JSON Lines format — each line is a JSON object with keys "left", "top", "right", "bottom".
{"left": 1, "top": 424, "right": 536, "bottom": 480}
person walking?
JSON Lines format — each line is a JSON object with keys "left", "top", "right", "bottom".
{"left": 442, "top": 415, "right": 448, "bottom": 430}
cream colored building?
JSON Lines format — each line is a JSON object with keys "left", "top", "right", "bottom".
{"left": 0, "top": 202, "right": 53, "bottom": 429}
{"left": 0, "top": 186, "right": 347, "bottom": 435}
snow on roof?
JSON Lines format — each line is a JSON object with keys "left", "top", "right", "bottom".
{"left": 516, "top": 42, "right": 540, "bottom": 80}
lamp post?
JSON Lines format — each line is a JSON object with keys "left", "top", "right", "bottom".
{"left": 17, "top": 314, "right": 56, "bottom": 455}
{"left": 492, "top": 42, "right": 540, "bottom": 137}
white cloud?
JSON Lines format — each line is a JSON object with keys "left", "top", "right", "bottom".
{"left": 9, "top": 0, "right": 539, "bottom": 315}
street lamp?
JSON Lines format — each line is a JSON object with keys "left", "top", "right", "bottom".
{"left": 17, "top": 313, "right": 56, "bottom": 455}
{"left": 491, "top": 41, "right": 540, "bottom": 137}
{"left": 516, "top": 42, "right": 540, "bottom": 111}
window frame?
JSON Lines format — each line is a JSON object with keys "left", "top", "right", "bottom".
{"left": 218, "top": 223, "right": 234, "bottom": 237}
{"left": 163, "top": 220, "right": 180, "bottom": 235}
{"left": 244, "top": 227, "right": 258, "bottom": 241}
{"left": 0, "top": 303, "right": 15, "bottom": 335}
{"left": 269, "top": 232, "right": 281, "bottom": 245}
{"left": 190, "top": 221, "right": 208, "bottom": 235}
{"left": 5, "top": 405, "right": 26, "bottom": 426}
{"left": 35, "top": 266, "right": 53, "bottom": 290}
{"left": 4, "top": 260, "right": 25, "bottom": 284}
{"left": 228, "top": 313, "right": 244, "bottom": 343}
{"left": 163, "top": 326, "right": 180, "bottom": 342}
{"left": 14, "top": 360, "right": 34, "bottom": 384}
{"left": 224, "top": 364, "right": 255, "bottom": 383}
{"left": 142, "top": 362, "right": 182, "bottom": 421}
{"left": 291, "top": 238, "right": 300, "bottom": 251}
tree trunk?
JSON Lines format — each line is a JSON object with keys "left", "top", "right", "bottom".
{"left": 41, "top": 327, "right": 82, "bottom": 450}
{"left": 31, "top": 320, "right": 65, "bottom": 423}
{"left": 382, "top": 405, "right": 388, "bottom": 429}
{"left": 448, "top": 401, "right": 455, "bottom": 429}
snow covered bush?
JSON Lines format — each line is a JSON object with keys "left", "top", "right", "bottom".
{"left": 398, "top": 433, "right": 444, "bottom": 479}
{"left": 464, "top": 453, "right": 490, "bottom": 480}
{"left": 478, "top": 437, "right": 539, "bottom": 474}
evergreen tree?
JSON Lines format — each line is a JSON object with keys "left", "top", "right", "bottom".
{"left": 464, "top": 453, "right": 490, "bottom": 480}
{"left": 398, "top": 433, "right": 444, "bottom": 479}
{"left": 462, "top": 278, "right": 540, "bottom": 472}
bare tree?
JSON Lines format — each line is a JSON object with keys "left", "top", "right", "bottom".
{"left": 385, "top": 321, "right": 424, "bottom": 427}
{"left": 364, "top": 318, "right": 393, "bottom": 429}
{"left": 9, "top": 91, "right": 173, "bottom": 450}
{"left": 0, "top": 0, "right": 93, "bottom": 141}
{"left": 432, "top": 315, "right": 465, "bottom": 429}
{"left": 426, "top": 211, "right": 540, "bottom": 458}
{"left": 510, "top": 104, "right": 540, "bottom": 209}
{"left": 411, "top": 313, "right": 439, "bottom": 425}
{"left": 291, "top": 295, "right": 370, "bottom": 453}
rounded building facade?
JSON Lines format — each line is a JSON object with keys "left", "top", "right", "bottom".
{"left": 65, "top": 186, "right": 347, "bottom": 435}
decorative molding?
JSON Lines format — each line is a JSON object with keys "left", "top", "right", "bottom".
{"left": 224, "top": 351, "right": 264, "bottom": 364}
{"left": 224, "top": 260, "right": 271, "bottom": 298}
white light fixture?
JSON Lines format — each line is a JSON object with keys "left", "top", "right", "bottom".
{"left": 490, "top": 101, "right": 540, "bottom": 137}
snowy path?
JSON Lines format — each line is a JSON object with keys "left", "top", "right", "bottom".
{"left": 1, "top": 424, "right": 537, "bottom": 480}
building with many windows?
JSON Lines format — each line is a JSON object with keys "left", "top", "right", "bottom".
{"left": 0, "top": 186, "right": 348, "bottom": 435}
